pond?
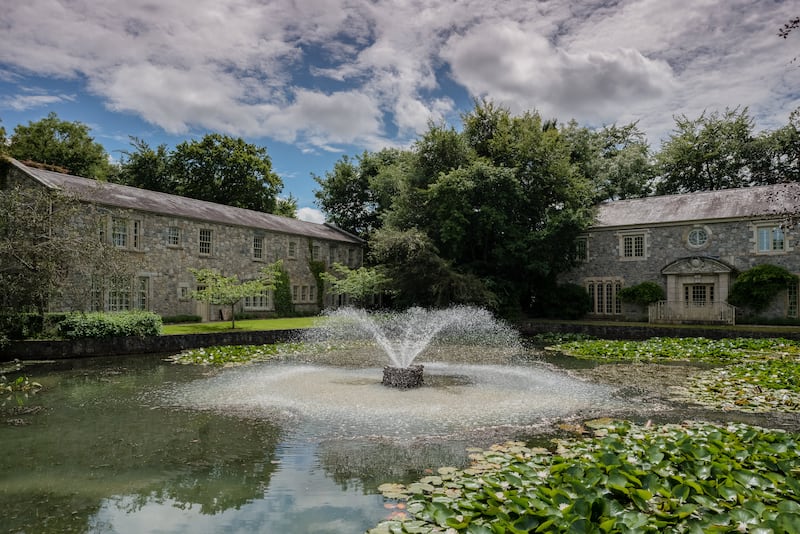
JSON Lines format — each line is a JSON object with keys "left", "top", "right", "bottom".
{"left": 1, "top": 347, "right": 797, "bottom": 533}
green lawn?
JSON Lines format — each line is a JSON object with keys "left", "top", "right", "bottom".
{"left": 162, "top": 316, "right": 322, "bottom": 335}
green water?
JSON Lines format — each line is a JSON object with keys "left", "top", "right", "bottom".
{"left": 0, "top": 356, "right": 399, "bottom": 533}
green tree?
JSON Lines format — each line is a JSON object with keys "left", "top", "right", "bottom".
{"left": 0, "top": 176, "right": 130, "bottom": 317}
{"left": 655, "top": 108, "right": 759, "bottom": 194}
{"left": 117, "top": 137, "right": 174, "bottom": 191}
{"left": 170, "top": 134, "right": 283, "bottom": 213}
{"left": 319, "top": 263, "right": 391, "bottom": 307}
{"left": 189, "top": 262, "right": 281, "bottom": 329}
{"left": 0, "top": 119, "right": 7, "bottom": 155}
{"left": 313, "top": 149, "right": 406, "bottom": 239}
{"left": 8, "top": 112, "right": 113, "bottom": 179}
{"left": 274, "top": 194, "right": 298, "bottom": 218}
{"left": 748, "top": 107, "right": 800, "bottom": 184}
{"left": 728, "top": 264, "right": 798, "bottom": 314}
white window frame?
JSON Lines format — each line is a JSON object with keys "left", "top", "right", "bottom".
{"left": 199, "top": 229, "right": 213, "bottom": 256}
{"left": 243, "top": 288, "right": 272, "bottom": 311}
{"left": 288, "top": 241, "right": 297, "bottom": 259}
{"left": 112, "top": 218, "right": 128, "bottom": 248}
{"left": 788, "top": 277, "right": 799, "bottom": 318}
{"left": 754, "top": 223, "right": 787, "bottom": 254}
{"left": 253, "top": 235, "right": 264, "bottom": 260}
{"left": 167, "top": 226, "right": 181, "bottom": 247}
{"left": 617, "top": 230, "right": 649, "bottom": 261}
{"left": 586, "top": 278, "right": 623, "bottom": 315}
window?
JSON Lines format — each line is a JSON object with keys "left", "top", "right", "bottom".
{"left": 178, "top": 285, "right": 191, "bottom": 301}
{"left": 575, "top": 237, "right": 588, "bottom": 261}
{"left": 167, "top": 227, "right": 181, "bottom": 247}
{"left": 312, "top": 245, "right": 320, "bottom": 261}
{"left": 788, "top": 279, "right": 799, "bottom": 318}
{"left": 288, "top": 241, "right": 297, "bottom": 259}
{"left": 292, "top": 285, "right": 299, "bottom": 302}
{"left": 757, "top": 225, "right": 785, "bottom": 253}
{"left": 684, "top": 284, "right": 714, "bottom": 307}
{"left": 309, "top": 285, "right": 316, "bottom": 303}
{"left": 112, "top": 218, "right": 128, "bottom": 248}
{"left": 108, "top": 276, "right": 131, "bottom": 311}
{"left": 301, "top": 286, "right": 308, "bottom": 301}
{"left": 111, "top": 218, "right": 142, "bottom": 249}
{"left": 199, "top": 229, "right": 212, "bottom": 255}
{"left": 132, "top": 221, "right": 142, "bottom": 249}
{"left": 244, "top": 288, "right": 271, "bottom": 310}
{"left": 253, "top": 235, "right": 264, "bottom": 260}
{"left": 347, "top": 248, "right": 355, "bottom": 267}
{"left": 687, "top": 228, "right": 708, "bottom": 248}
{"left": 136, "top": 276, "right": 149, "bottom": 310}
{"left": 329, "top": 246, "right": 337, "bottom": 265}
{"left": 623, "top": 234, "right": 644, "bottom": 258}
{"left": 586, "top": 278, "right": 622, "bottom": 315}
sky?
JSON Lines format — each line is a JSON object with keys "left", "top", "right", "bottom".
{"left": 1, "top": 0, "right": 798, "bottom": 223}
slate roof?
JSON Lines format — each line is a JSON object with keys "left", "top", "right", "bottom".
{"left": 594, "top": 182, "right": 800, "bottom": 228}
{"left": 9, "top": 158, "right": 362, "bottom": 244}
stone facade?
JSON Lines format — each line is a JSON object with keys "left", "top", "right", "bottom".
{"left": 561, "top": 184, "right": 800, "bottom": 323}
{"left": 2, "top": 158, "right": 364, "bottom": 320}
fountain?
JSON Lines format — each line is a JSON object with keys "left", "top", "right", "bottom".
{"left": 309, "top": 306, "right": 521, "bottom": 388}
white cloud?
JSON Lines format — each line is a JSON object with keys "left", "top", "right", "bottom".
{"left": 297, "top": 207, "right": 326, "bottom": 224}
{"left": 1, "top": 93, "right": 75, "bottom": 111}
{"left": 441, "top": 20, "right": 675, "bottom": 123}
{"left": 0, "top": 0, "right": 797, "bottom": 153}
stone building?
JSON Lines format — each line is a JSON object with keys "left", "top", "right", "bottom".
{"left": 561, "top": 183, "right": 800, "bottom": 324}
{"left": 2, "top": 158, "right": 364, "bottom": 320}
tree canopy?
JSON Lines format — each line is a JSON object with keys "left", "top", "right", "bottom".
{"left": 7, "top": 112, "right": 113, "bottom": 179}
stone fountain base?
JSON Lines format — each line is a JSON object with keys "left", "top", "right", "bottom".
{"left": 382, "top": 364, "right": 424, "bottom": 389}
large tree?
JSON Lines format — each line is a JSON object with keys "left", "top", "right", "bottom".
{"left": 0, "top": 176, "right": 130, "bottom": 316}
{"left": 117, "top": 137, "right": 174, "bottom": 192}
{"left": 655, "top": 108, "right": 759, "bottom": 194}
{"left": 170, "top": 134, "right": 284, "bottom": 213}
{"left": 8, "top": 112, "right": 113, "bottom": 179}
{"left": 319, "top": 101, "right": 596, "bottom": 314}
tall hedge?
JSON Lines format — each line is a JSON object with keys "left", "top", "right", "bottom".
{"left": 58, "top": 311, "right": 163, "bottom": 339}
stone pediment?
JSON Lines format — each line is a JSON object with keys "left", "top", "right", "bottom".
{"left": 661, "top": 257, "right": 732, "bottom": 275}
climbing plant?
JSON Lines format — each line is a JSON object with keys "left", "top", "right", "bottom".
{"left": 272, "top": 265, "right": 294, "bottom": 317}
{"left": 728, "top": 264, "right": 797, "bottom": 313}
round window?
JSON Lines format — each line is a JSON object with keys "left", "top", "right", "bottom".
{"left": 688, "top": 228, "right": 708, "bottom": 247}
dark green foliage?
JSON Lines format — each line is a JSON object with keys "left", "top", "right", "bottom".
{"left": 8, "top": 112, "right": 113, "bottom": 179}
{"left": 618, "top": 281, "right": 665, "bottom": 306}
{"left": 58, "top": 311, "right": 163, "bottom": 339}
{"left": 728, "top": 264, "right": 797, "bottom": 313}
{"left": 161, "top": 314, "right": 202, "bottom": 324}
{"left": 533, "top": 283, "right": 592, "bottom": 319}
{"left": 0, "top": 313, "right": 43, "bottom": 340}
{"left": 272, "top": 268, "right": 294, "bottom": 317}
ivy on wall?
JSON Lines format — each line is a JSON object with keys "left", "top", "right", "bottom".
{"left": 272, "top": 267, "right": 294, "bottom": 317}
{"left": 728, "top": 264, "right": 797, "bottom": 313}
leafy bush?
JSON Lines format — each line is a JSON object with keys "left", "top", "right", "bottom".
{"left": 371, "top": 421, "right": 800, "bottom": 534}
{"left": 728, "top": 264, "right": 797, "bottom": 313}
{"left": 58, "top": 311, "right": 163, "bottom": 339}
{"left": 0, "top": 313, "right": 43, "bottom": 340}
{"left": 272, "top": 267, "right": 294, "bottom": 317}
{"left": 618, "top": 281, "right": 665, "bottom": 306}
{"left": 161, "top": 314, "right": 202, "bottom": 324}
{"left": 536, "top": 283, "right": 591, "bottom": 319}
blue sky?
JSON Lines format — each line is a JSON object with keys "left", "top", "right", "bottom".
{"left": 1, "top": 0, "right": 798, "bottom": 223}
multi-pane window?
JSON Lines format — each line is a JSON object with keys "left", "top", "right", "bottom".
{"left": 301, "top": 286, "right": 308, "bottom": 301}
{"left": 253, "top": 236, "right": 264, "bottom": 259}
{"left": 136, "top": 276, "right": 149, "bottom": 310}
{"left": 244, "top": 288, "right": 270, "bottom": 310}
{"left": 757, "top": 225, "right": 785, "bottom": 252}
{"left": 167, "top": 226, "right": 181, "bottom": 246}
{"left": 112, "top": 218, "right": 128, "bottom": 248}
{"left": 329, "top": 246, "right": 337, "bottom": 265}
{"left": 199, "top": 229, "right": 212, "bottom": 255}
{"left": 575, "top": 237, "right": 588, "bottom": 261}
{"left": 586, "top": 279, "right": 622, "bottom": 315}
{"left": 288, "top": 241, "right": 297, "bottom": 259}
{"left": 788, "top": 279, "right": 799, "bottom": 318}
{"left": 292, "top": 285, "right": 299, "bottom": 302}
{"left": 687, "top": 228, "right": 708, "bottom": 248}
{"left": 312, "top": 245, "right": 320, "bottom": 261}
{"left": 622, "top": 234, "right": 644, "bottom": 258}
{"left": 309, "top": 284, "right": 316, "bottom": 303}
{"left": 685, "top": 284, "right": 714, "bottom": 306}
{"left": 347, "top": 248, "right": 355, "bottom": 267}
{"left": 108, "top": 276, "right": 131, "bottom": 311}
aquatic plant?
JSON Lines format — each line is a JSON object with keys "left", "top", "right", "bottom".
{"left": 370, "top": 420, "right": 800, "bottom": 533}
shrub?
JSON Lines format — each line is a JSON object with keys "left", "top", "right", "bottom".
{"left": 273, "top": 267, "right": 294, "bottom": 317}
{"left": 58, "top": 311, "right": 163, "bottom": 339}
{"left": 536, "top": 283, "right": 591, "bottom": 319}
{"left": 618, "top": 281, "right": 665, "bottom": 306}
{"left": 728, "top": 264, "right": 797, "bottom": 313}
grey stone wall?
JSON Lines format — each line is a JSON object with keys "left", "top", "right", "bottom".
{"left": 561, "top": 218, "right": 798, "bottom": 320}
{"left": 4, "top": 165, "right": 363, "bottom": 318}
